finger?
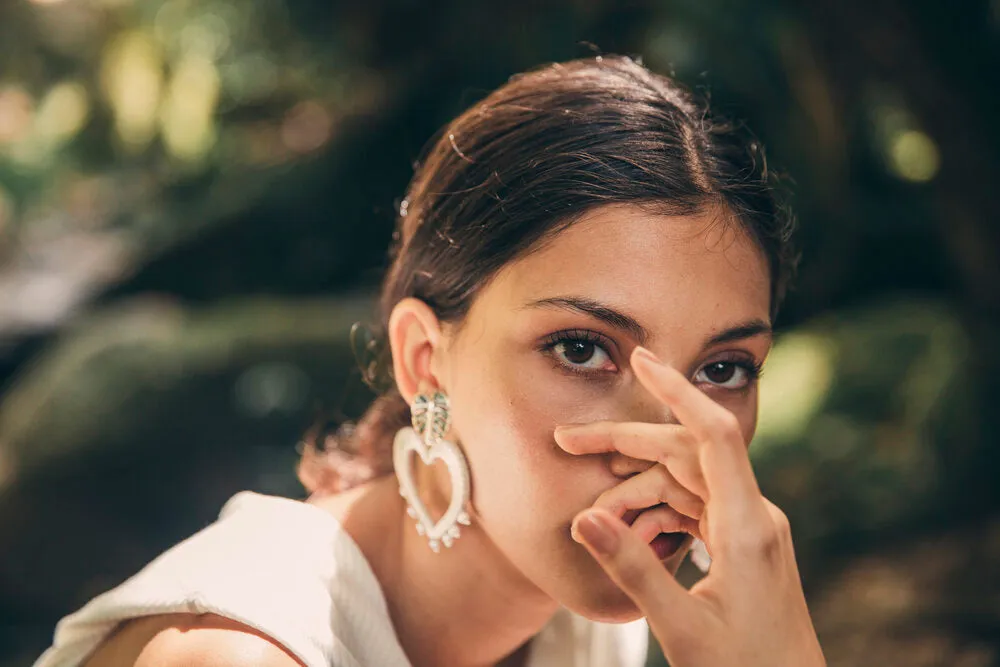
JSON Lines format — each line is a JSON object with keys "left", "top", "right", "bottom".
{"left": 630, "top": 347, "right": 761, "bottom": 514}
{"left": 593, "top": 462, "right": 705, "bottom": 520}
{"left": 555, "top": 420, "right": 690, "bottom": 459}
{"left": 571, "top": 508, "right": 690, "bottom": 624}
{"left": 630, "top": 347, "right": 748, "bottom": 450}
{"left": 629, "top": 504, "right": 702, "bottom": 544}
{"left": 554, "top": 422, "right": 705, "bottom": 495}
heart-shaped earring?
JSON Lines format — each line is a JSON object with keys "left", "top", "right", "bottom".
{"left": 394, "top": 390, "right": 471, "bottom": 552}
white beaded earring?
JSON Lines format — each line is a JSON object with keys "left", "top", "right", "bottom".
{"left": 393, "top": 390, "right": 471, "bottom": 552}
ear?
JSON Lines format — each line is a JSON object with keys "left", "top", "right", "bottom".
{"left": 386, "top": 297, "right": 445, "bottom": 404}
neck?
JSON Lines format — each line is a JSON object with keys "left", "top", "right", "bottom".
{"left": 317, "top": 475, "right": 559, "bottom": 667}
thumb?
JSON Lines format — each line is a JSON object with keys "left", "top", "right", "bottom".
{"left": 572, "top": 508, "right": 691, "bottom": 624}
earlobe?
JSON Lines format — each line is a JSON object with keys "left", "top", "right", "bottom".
{"left": 386, "top": 297, "right": 444, "bottom": 403}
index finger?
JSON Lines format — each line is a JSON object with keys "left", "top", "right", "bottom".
{"left": 630, "top": 346, "right": 761, "bottom": 514}
{"left": 554, "top": 420, "right": 691, "bottom": 459}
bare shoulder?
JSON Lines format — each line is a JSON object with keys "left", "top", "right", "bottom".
{"left": 82, "top": 613, "right": 305, "bottom": 667}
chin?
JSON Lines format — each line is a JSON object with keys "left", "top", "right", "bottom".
{"left": 541, "top": 553, "right": 643, "bottom": 623}
{"left": 557, "top": 574, "right": 646, "bottom": 623}
{"left": 551, "top": 542, "right": 693, "bottom": 624}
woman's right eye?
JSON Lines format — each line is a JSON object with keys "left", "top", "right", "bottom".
{"left": 554, "top": 340, "right": 605, "bottom": 367}
{"left": 543, "top": 332, "right": 618, "bottom": 374}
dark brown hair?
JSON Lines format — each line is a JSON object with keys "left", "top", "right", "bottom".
{"left": 297, "top": 55, "right": 797, "bottom": 494}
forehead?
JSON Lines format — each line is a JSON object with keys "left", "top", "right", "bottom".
{"left": 485, "top": 204, "right": 771, "bottom": 337}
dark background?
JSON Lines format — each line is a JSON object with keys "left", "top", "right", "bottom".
{"left": 1, "top": 1, "right": 998, "bottom": 665}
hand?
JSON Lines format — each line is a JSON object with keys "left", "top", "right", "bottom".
{"left": 553, "top": 346, "right": 825, "bottom": 667}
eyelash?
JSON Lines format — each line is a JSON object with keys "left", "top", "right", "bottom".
{"left": 701, "top": 353, "right": 765, "bottom": 390}
{"left": 539, "top": 329, "right": 764, "bottom": 389}
{"left": 540, "top": 329, "right": 616, "bottom": 377}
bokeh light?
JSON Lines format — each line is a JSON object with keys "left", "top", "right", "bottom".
{"left": 100, "top": 30, "right": 164, "bottom": 152}
{"left": 888, "top": 129, "right": 941, "bottom": 183}
{"left": 755, "top": 331, "right": 836, "bottom": 449}
{"left": 280, "top": 100, "right": 333, "bottom": 154}
{"left": 233, "top": 362, "right": 310, "bottom": 418}
{"left": 34, "top": 81, "right": 91, "bottom": 150}
{"left": 160, "top": 55, "right": 220, "bottom": 163}
{"left": 869, "top": 92, "right": 941, "bottom": 184}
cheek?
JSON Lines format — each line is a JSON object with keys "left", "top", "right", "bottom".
{"left": 718, "top": 389, "right": 759, "bottom": 448}
{"left": 448, "top": 354, "right": 609, "bottom": 521}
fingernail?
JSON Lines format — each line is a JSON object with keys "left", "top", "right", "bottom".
{"left": 573, "top": 511, "right": 619, "bottom": 555}
{"left": 633, "top": 346, "right": 661, "bottom": 365}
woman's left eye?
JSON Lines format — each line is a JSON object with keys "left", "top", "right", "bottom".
{"left": 694, "top": 361, "right": 758, "bottom": 390}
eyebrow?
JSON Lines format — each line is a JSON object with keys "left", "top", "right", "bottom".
{"left": 521, "top": 296, "right": 772, "bottom": 348}
{"left": 706, "top": 320, "right": 773, "bottom": 346}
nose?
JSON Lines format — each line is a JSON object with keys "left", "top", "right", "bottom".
{"left": 604, "top": 381, "right": 680, "bottom": 478}
{"left": 607, "top": 452, "right": 655, "bottom": 479}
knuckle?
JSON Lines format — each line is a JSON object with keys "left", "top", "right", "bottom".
{"left": 767, "top": 502, "right": 794, "bottom": 544}
{"left": 726, "top": 517, "right": 784, "bottom": 561}
{"left": 596, "top": 419, "right": 619, "bottom": 434}
{"left": 654, "top": 449, "right": 672, "bottom": 467}
{"left": 679, "top": 429, "right": 698, "bottom": 449}
{"left": 771, "top": 505, "right": 792, "bottom": 534}
{"left": 756, "top": 523, "right": 783, "bottom": 558}
{"left": 652, "top": 461, "right": 673, "bottom": 486}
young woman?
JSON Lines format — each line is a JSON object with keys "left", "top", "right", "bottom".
{"left": 35, "top": 55, "right": 825, "bottom": 667}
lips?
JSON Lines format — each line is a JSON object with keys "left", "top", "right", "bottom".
{"left": 621, "top": 505, "right": 692, "bottom": 561}
{"left": 650, "top": 532, "right": 689, "bottom": 559}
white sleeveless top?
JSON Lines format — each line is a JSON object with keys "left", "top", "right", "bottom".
{"left": 33, "top": 491, "right": 649, "bottom": 667}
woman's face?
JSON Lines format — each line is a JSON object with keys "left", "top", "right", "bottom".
{"left": 436, "top": 203, "right": 772, "bottom": 622}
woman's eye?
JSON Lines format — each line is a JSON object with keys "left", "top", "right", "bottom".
{"left": 694, "top": 361, "right": 755, "bottom": 390}
{"left": 551, "top": 339, "right": 615, "bottom": 371}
